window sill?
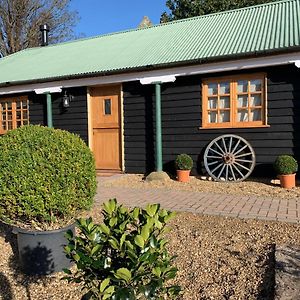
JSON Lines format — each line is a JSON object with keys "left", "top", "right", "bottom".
{"left": 199, "top": 125, "right": 270, "bottom": 130}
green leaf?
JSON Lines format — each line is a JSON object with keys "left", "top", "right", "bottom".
{"left": 99, "top": 223, "right": 110, "bottom": 235}
{"left": 115, "top": 268, "right": 132, "bottom": 283}
{"left": 103, "top": 286, "right": 115, "bottom": 299}
{"left": 64, "top": 230, "right": 73, "bottom": 240}
{"left": 120, "top": 233, "right": 126, "bottom": 247}
{"left": 152, "top": 267, "right": 162, "bottom": 277}
{"left": 146, "top": 204, "right": 159, "bottom": 217}
{"left": 164, "top": 211, "right": 176, "bottom": 223}
{"left": 100, "top": 278, "right": 110, "bottom": 292}
{"left": 91, "top": 244, "right": 101, "bottom": 256}
{"left": 103, "top": 199, "right": 116, "bottom": 214}
{"left": 141, "top": 224, "right": 150, "bottom": 240}
{"left": 108, "top": 238, "right": 119, "bottom": 250}
{"left": 73, "top": 253, "right": 80, "bottom": 262}
{"left": 132, "top": 207, "right": 140, "bottom": 219}
{"left": 109, "top": 217, "right": 117, "bottom": 227}
{"left": 134, "top": 235, "right": 145, "bottom": 248}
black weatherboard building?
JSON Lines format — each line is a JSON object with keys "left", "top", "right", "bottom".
{"left": 0, "top": 0, "right": 299, "bottom": 179}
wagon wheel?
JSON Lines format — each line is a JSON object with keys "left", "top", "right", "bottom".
{"left": 204, "top": 134, "right": 255, "bottom": 182}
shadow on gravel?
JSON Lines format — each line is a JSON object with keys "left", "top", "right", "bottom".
{"left": 0, "top": 272, "right": 13, "bottom": 300}
{"left": 0, "top": 221, "right": 50, "bottom": 300}
{"left": 257, "top": 243, "right": 276, "bottom": 300}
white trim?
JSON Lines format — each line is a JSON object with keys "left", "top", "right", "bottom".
{"left": 140, "top": 75, "right": 176, "bottom": 85}
{"left": 34, "top": 87, "right": 62, "bottom": 94}
{"left": 0, "top": 52, "right": 300, "bottom": 95}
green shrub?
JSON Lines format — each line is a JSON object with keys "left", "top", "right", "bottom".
{"left": 64, "top": 199, "right": 181, "bottom": 300}
{"left": 274, "top": 155, "right": 298, "bottom": 175}
{"left": 175, "top": 154, "right": 193, "bottom": 170}
{"left": 0, "top": 125, "right": 97, "bottom": 228}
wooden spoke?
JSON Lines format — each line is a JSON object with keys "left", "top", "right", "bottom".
{"left": 209, "top": 147, "right": 224, "bottom": 157}
{"left": 204, "top": 134, "right": 255, "bottom": 182}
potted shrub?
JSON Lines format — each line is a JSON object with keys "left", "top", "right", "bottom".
{"left": 175, "top": 154, "right": 193, "bottom": 182}
{"left": 273, "top": 155, "right": 298, "bottom": 189}
{"left": 0, "top": 125, "right": 97, "bottom": 275}
{"left": 64, "top": 199, "right": 181, "bottom": 300}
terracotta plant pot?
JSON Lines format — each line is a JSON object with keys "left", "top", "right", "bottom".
{"left": 278, "top": 174, "right": 296, "bottom": 189}
{"left": 176, "top": 170, "right": 191, "bottom": 182}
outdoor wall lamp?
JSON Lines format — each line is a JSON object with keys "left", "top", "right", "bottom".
{"left": 62, "top": 91, "right": 74, "bottom": 108}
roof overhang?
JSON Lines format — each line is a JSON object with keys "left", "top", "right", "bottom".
{"left": 0, "top": 52, "right": 300, "bottom": 95}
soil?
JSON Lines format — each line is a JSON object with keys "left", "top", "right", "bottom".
{"left": 0, "top": 202, "right": 299, "bottom": 300}
{"left": 102, "top": 174, "right": 300, "bottom": 200}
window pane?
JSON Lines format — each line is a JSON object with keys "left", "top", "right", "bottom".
{"left": 250, "top": 94, "right": 261, "bottom": 106}
{"left": 208, "top": 83, "right": 218, "bottom": 96}
{"left": 237, "top": 95, "right": 248, "bottom": 108}
{"left": 219, "top": 96, "right": 230, "bottom": 109}
{"left": 250, "top": 109, "right": 262, "bottom": 121}
{"left": 220, "top": 110, "right": 230, "bottom": 122}
{"left": 104, "top": 99, "right": 111, "bottom": 115}
{"left": 250, "top": 79, "right": 262, "bottom": 92}
{"left": 237, "top": 80, "right": 248, "bottom": 93}
{"left": 219, "top": 82, "right": 230, "bottom": 94}
{"left": 208, "top": 97, "right": 217, "bottom": 109}
{"left": 6, "top": 102, "right": 12, "bottom": 109}
{"left": 208, "top": 111, "right": 217, "bottom": 123}
{"left": 237, "top": 110, "right": 248, "bottom": 122}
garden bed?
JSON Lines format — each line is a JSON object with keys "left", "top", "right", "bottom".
{"left": 0, "top": 204, "right": 299, "bottom": 300}
{"left": 102, "top": 174, "right": 300, "bottom": 200}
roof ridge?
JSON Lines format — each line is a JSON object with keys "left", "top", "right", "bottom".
{"left": 20, "top": 0, "right": 292, "bottom": 51}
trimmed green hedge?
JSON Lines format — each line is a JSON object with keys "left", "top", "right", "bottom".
{"left": 0, "top": 125, "right": 97, "bottom": 227}
{"left": 273, "top": 155, "right": 298, "bottom": 175}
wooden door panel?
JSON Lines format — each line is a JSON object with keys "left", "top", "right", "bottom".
{"left": 93, "top": 129, "right": 120, "bottom": 170}
{"left": 90, "top": 85, "right": 121, "bottom": 171}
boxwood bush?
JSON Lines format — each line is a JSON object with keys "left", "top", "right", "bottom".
{"left": 0, "top": 125, "right": 97, "bottom": 228}
{"left": 175, "top": 154, "right": 193, "bottom": 170}
{"left": 274, "top": 155, "right": 298, "bottom": 175}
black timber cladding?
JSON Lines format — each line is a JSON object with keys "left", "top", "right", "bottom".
{"left": 123, "top": 64, "right": 300, "bottom": 176}
{"left": 27, "top": 87, "right": 88, "bottom": 143}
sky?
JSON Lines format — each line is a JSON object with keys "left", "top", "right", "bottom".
{"left": 70, "top": 0, "right": 168, "bottom": 38}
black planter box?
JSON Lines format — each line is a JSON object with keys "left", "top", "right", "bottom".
{"left": 13, "top": 223, "right": 75, "bottom": 275}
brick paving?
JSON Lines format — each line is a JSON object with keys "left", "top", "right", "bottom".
{"left": 96, "top": 177, "right": 300, "bottom": 224}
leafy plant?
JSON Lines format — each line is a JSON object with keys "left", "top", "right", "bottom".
{"left": 274, "top": 155, "right": 298, "bottom": 175}
{"left": 175, "top": 154, "right": 193, "bottom": 170}
{"left": 64, "top": 199, "right": 181, "bottom": 300}
{"left": 0, "top": 125, "right": 97, "bottom": 229}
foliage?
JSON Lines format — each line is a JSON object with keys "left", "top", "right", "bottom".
{"left": 0, "top": 0, "right": 79, "bottom": 56}
{"left": 161, "top": 0, "right": 276, "bottom": 22}
{"left": 273, "top": 155, "right": 298, "bottom": 175}
{"left": 175, "top": 154, "right": 193, "bottom": 170}
{"left": 64, "top": 199, "right": 181, "bottom": 300}
{"left": 0, "top": 125, "right": 96, "bottom": 228}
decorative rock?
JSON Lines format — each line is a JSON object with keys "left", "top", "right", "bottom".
{"left": 145, "top": 171, "right": 170, "bottom": 182}
{"left": 275, "top": 245, "right": 300, "bottom": 300}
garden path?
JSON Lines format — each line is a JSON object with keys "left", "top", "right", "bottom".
{"left": 96, "top": 176, "right": 300, "bottom": 224}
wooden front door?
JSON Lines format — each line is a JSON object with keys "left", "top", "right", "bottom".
{"left": 90, "top": 86, "right": 121, "bottom": 171}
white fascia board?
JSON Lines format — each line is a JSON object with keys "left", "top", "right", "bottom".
{"left": 140, "top": 75, "right": 177, "bottom": 85}
{"left": 294, "top": 60, "right": 300, "bottom": 68}
{"left": 0, "top": 52, "right": 300, "bottom": 95}
{"left": 34, "top": 87, "right": 62, "bottom": 94}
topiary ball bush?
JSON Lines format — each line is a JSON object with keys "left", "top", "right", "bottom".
{"left": 0, "top": 125, "right": 97, "bottom": 229}
{"left": 273, "top": 155, "right": 298, "bottom": 175}
{"left": 175, "top": 154, "right": 193, "bottom": 170}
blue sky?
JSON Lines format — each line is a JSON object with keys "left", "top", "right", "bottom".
{"left": 70, "top": 0, "right": 168, "bottom": 38}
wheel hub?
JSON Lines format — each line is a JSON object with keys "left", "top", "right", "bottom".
{"left": 223, "top": 153, "right": 235, "bottom": 165}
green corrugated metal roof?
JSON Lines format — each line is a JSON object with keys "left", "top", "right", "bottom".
{"left": 0, "top": 0, "right": 299, "bottom": 86}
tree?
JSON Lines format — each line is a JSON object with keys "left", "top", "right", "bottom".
{"left": 0, "top": 0, "right": 78, "bottom": 57}
{"left": 138, "top": 16, "right": 153, "bottom": 29}
{"left": 161, "top": 0, "right": 276, "bottom": 23}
